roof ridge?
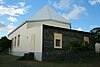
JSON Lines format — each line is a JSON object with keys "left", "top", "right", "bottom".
{"left": 47, "top": 6, "right": 51, "bottom": 20}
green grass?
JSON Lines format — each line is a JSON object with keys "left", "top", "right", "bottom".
{"left": 0, "top": 55, "right": 100, "bottom": 67}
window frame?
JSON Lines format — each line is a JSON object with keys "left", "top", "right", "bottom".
{"left": 54, "top": 33, "right": 62, "bottom": 49}
{"left": 17, "top": 35, "right": 20, "bottom": 46}
{"left": 14, "top": 37, "right": 16, "bottom": 47}
{"left": 84, "top": 36, "right": 89, "bottom": 45}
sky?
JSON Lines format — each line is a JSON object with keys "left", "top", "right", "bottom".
{"left": 0, "top": 0, "right": 100, "bottom": 38}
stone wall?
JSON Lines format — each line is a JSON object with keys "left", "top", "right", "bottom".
{"left": 42, "top": 25, "right": 94, "bottom": 61}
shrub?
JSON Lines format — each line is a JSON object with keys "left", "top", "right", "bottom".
{"left": 69, "top": 40, "right": 89, "bottom": 52}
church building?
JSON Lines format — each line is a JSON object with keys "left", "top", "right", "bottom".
{"left": 8, "top": 6, "right": 93, "bottom": 61}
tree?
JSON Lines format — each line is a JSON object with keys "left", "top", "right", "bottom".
{"left": 0, "top": 36, "right": 11, "bottom": 51}
{"left": 90, "top": 27, "right": 100, "bottom": 43}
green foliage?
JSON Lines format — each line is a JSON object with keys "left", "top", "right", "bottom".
{"left": 69, "top": 40, "right": 89, "bottom": 52}
{"left": 0, "top": 36, "right": 11, "bottom": 51}
{"left": 90, "top": 27, "right": 100, "bottom": 43}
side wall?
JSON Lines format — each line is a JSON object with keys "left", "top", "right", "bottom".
{"left": 8, "top": 23, "right": 29, "bottom": 56}
{"left": 42, "top": 25, "right": 94, "bottom": 61}
{"left": 8, "top": 22, "right": 43, "bottom": 61}
{"left": 27, "top": 23, "right": 43, "bottom": 61}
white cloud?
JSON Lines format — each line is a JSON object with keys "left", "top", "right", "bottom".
{"left": 0, "top": 0, "right": 4, "bottom": 4}
{"left": 5, "top": 24, "right": 15, "bottom": 31}
{"left": 49, "top": 0, "right": 87, "bottom": 20}
{"left": 8, "top": 5, "right": 18, "bottom": 8}
{"left": 61, "top": 5, "right": 87, "bottom": 20}
{"left": 90, "top": 25, "right": 98, "bottom": 29}
{"left": 48, "top": 0, "right": 52, "bottom": 4}
{"left": 0, "top": 5, "right": 31, "bottom": 16}
{"left": 19, "top": 2, "right": 25, "bottom": 7}
{"left": 76, "top": 27, "right": 84, "bottom": 31}
{"left": 6, "top": 23, "right": 16, "bottom": 34}
{"left": 0, "top": 22, "right": 16, "bottom": 34}
{"left": 88, "top": 0, "right": 100, "bottom": 5}
{"left": 0, "top": 21, "right": 5, "bottom": 28}
{"left": 53, "top": 0, "right": 72, "bottom": 9}
{"left": 7, "top": 16, "right": 17, "bottom": 22}
{"left": 0, "top": 1, "right": 31, "bottom": 36}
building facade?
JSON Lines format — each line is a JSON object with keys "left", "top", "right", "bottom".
{"left": 8, "top": 6, "right": 94, "bottom": 61}
{"left": 42, "top": 25, "right": 94, "bottom": 61}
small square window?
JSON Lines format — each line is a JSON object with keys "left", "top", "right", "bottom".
{"left": 84, "top": 36, "right": 89, "bottom": 45}
{"left": 54, "top": 33, "right": 62, "bottom": 48}
{"left": 56, "top": 39, "right": 60, "bottom": 46}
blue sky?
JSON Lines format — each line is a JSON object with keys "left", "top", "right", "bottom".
{"left": 0, "top": 0, "right": 100, "bottom": 38}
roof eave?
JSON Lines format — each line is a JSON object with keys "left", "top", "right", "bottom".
{"left": 8, "top": 21, "right": 27, "bottom": 36}
{"left": 8, "top": 19, "right": 70, "bottom": 37}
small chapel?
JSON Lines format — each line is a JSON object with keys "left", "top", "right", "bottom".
{"left": 8, "top": 6, "right": 93, "bottom": 61}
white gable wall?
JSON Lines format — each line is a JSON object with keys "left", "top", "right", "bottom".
{"left": 27, "top": 24, "right": 43, "bottom": 61}
{"left": 8, "top": 22, "right": 43, "bottom": 61}
{"left": 27, "top": 26, "right": 42, "bottom": 52}
{"left": 8, "top": 23, "right": 29, "bottom": 56}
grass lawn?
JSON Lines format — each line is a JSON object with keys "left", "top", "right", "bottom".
{"left": 0, "top": 55, "right": 100, "bottom": 67}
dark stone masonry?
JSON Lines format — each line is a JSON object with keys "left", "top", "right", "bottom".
{"left": 42, "top": 25, "right": 95, "bottom": 61}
